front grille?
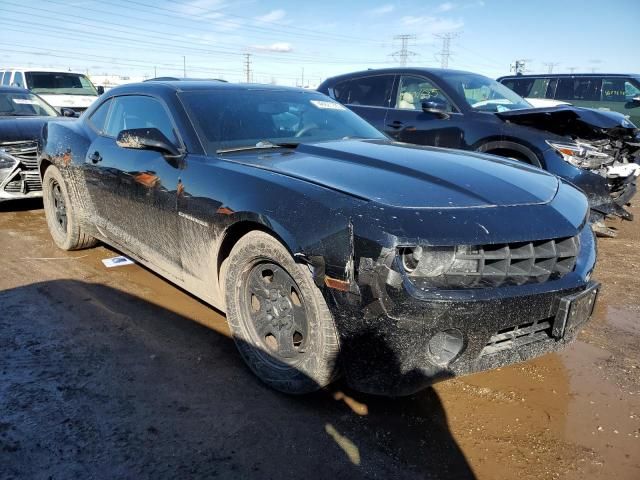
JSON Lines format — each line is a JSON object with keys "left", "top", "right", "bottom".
{"left": 0, "top": 141, "right": 38, "bottom": 169}
{"left": 409, "top": 236, "right": 580, "bottom": 289}
{"left": 480, "top": 317, "right": 554, "bottom": 356}
{"left": 3, "top": 171, "right": 42, "bottom": 194}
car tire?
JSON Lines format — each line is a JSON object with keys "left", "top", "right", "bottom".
{"left": 42, "top": 165, "right": 96, "bottom": 251}
{"left": 224, "top": 230, "right": 340, "bottom": 394}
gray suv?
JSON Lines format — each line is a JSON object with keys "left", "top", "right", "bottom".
{"left": 497, "top": 74, "right": 640, "bottom": 126}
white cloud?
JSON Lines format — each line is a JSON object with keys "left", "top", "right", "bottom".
{"left": 251, "top": 42, "right": 293, "bottom": 53}
{"left": 436, "top": 2, "right": 455, "bottom": 12}
{"left": 400, "top": 15, "right": 464, "bottom": 34}
{"left": 255, "top": 9, "right": 286, "bottom": 23}
{"left": 368, "top": 4, "right": 395, "bottom": 15}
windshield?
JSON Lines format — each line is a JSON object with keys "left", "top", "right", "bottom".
{"left": 0, "top": 91, "right": 58, "bottom": 117}
{"left": 25, "top": 72, "right": 98, "bottom": 96}
{"left": 440, "top": 72, "right": 532, "bottom": 112}
{"left": 179, "top": 89, "right": 386, "bottom": 154}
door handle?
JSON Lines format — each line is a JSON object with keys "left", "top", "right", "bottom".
{"left": 386, "top": 120, "right": 404, "bottom": 129}
{"left": 89, "top": 151, "right": 102, "bottom": 164}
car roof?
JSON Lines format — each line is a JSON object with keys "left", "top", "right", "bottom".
{"left": 323, "top": 67, "right": 479, "bottom": 83}
{"left": 0, "top": 67, "right": 88, "bottom": 75}
{"left": 497, "top": 73, "right": 638, "bottom": 80}
{"left": 106, "top": 81, "right": 319, "bottom": 95}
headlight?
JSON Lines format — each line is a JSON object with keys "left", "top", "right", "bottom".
{"left": 0, "top": 150, "right": 17, "bottom": 170}
{"left": 546, "top": 140, "right": 614, "bottom": 169}
{"left": 0, "top": 151, "right": 18, "bottom": 183}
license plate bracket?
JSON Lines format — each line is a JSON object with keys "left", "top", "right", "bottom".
{"left": 553, "top": 282, "right": 599, "bottom": 338}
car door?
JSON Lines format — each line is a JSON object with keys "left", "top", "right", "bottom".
{"left": 601, "top": 77, "right": 640, "bottom": 126}
{"left": 83, "top": 94, "right": 184, "bottom": 277}
{"left": 333, "top": 74, "right": 396, "bottom": 131}
{"left": 384, "top": 74, "right": 465, "bottom": 148}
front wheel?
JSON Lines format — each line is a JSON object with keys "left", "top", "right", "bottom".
{"left": 42, "top": 165, "right": 96, "bottom": 251}
{"left": 224, "top": 231, "right": 340, "bottom": 394}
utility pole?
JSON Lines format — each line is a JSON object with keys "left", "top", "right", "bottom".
{"left": 183, "top": 56, "right": 186, "bottom": 78}
{"left": 568, "top": 66, "right": 577, "bottom": 74}
{"left": 301, "top": 67, "right": 304, "bottom": 88}
{"left": 510, "top": 59, "right": 529, "bottom": 75}
{"left": 154, "top": 66, "right": 157, "bottom": 78}
{"left": 434, "top": 32, "right": 460, "bottom": 68}
{"left": 391, "top": 34, "right": 417, "bottom": 66}
{"left": 543, "top": 62, "right": 560, "bottom": 74}
{"left": 244, "top": 53, "right": 252, "bottom": 83}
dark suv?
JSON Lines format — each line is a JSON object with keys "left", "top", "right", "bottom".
{"left": 497, "top": 73, "right": 640, "bottom": 126}
{"left": 318, "top": 68, "right": 639, "bottom": 236}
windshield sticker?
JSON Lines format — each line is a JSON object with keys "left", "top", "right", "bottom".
{"left": 310, "top": 100, "right": 346, "bottom": 111}
{"left": 12, "top": 99, "right": 38, "bottom": 105}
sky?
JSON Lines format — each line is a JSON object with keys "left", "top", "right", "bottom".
{"left": 0, "top": 0, "right": 638, "bottom": 87}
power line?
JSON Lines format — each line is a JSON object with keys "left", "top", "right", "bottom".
{"left": 391, "top": 34, "right": 417, "bottom": 67}
{"left": 434, "top": 32, "right": 460, "bottom": 69}
{"left": 542, "top": 62, "right": 560, "bottom": 73}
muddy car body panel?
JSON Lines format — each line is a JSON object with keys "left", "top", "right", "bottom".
{"left": 317, "top": 68, "right": 639, "bottom": 230}
{"left": 0, "top": 86, "right": 67, "bottom": 201}
{"left": 39, "top": 82, "right": 598, "bottom": 395}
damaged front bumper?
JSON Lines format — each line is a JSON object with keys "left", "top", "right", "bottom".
{"left": 0, "top": 142, "right": 43, "bottom": 201}
{"left": 327, "top": 225, "right": 598, "bottom": 396}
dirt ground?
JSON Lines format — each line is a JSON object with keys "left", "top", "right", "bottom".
{"left": 0, "top": 200, "right": 638, "bottom": 480}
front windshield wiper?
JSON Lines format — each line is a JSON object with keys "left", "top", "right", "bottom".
{"left": 216, "top": 140, "right": 300, "bottom": 154}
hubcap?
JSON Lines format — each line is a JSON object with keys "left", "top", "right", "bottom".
{"left": 50, "top": 180, "right": 67, "bottom": 233}
{"left": 243, "top": 262, "right": 309, "bottom": 364}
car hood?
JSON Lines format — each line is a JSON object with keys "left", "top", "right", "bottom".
{"left": 0, "top": 116, "right": 71, "bottom": 143}
{"left": 496, "top": 105, "right": 638, "bottom": 140}
{"left": 227, "top": 140, "right": 559, "bottom": 209}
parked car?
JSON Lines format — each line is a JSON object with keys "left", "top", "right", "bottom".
{"left": 39, "top": 81, "right": 598, "bottom": 395}
{"left": 497, "top": 73, "right": 640, "bottom": 126}
{"left": 0, "top": 68, "right": 104, "bottom": 114}
{"left": 318, "top": 68, "right": 640, "bottom": 237}
{"left": 0, "top": 86, "right": 75, "bottom": 202}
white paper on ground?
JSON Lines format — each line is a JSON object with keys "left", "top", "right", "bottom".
{"left": 102, "top": 256, "right": 134, "bottom": 268}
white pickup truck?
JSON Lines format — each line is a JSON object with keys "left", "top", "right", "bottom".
{"left": 0, "top": 68, "right": 103, "bottom": 114}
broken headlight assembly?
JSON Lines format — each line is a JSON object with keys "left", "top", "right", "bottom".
{"left": 0, "top": 150, "right": 18, "bottom": 182}
{"left": 398, "top": 236, "right": 580, "bottom": 289}
{"left": 546, "top": 140, "right": 614, "bottom": 169}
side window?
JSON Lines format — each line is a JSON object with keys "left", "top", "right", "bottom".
{"left": 104, "top": 95, "right": 179, "bottom": 144}
{"left": 12, "top": 72, "right": 25, "bottom": 88}
{"left": 602, "top": 78, "right": 639, "bottom": 102}
{"left": 88, "top": 98, "right": 113, "bottom": 134}
{"left": 395, "top": 75, "right": 454, "bottom": 112}
{"left": 343, "top": 75, "right": 395, "bottom": 107}
{"left": 556, "top": 78, "right": 602, "bottom": 101}
{"left": 2, "top": 72, "right": 11, "bottom": 86}
{"left": 332, "top": 80, "right": 352, "bottom": 104}
{"left": 503, "top": 78, "right": 534, "bottom": 97}
{"left": 528, "top": 78, "right": 551, "bottom": 98}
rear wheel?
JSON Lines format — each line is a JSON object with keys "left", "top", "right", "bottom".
{"left": 42, "top": 166, "right": 96, "bottom": 251}
{"left": 224, "top": 231, "right": 340, "bottom": 394}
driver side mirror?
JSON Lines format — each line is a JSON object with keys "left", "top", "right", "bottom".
{"left": 97, "top": 86, "right": 105, "bottom": 95}
{"left": 421, "top": 99, "right": 451, "bottom": 119}
{"left": 60, "top": 107, "right": 78, "bottom": 118}
{"left": 116, "top": 128, "right": 182, "bottom": 159}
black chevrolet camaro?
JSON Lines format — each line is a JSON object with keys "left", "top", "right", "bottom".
{"left": 39, "top": 81, "right": 598, "bottom": 395}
